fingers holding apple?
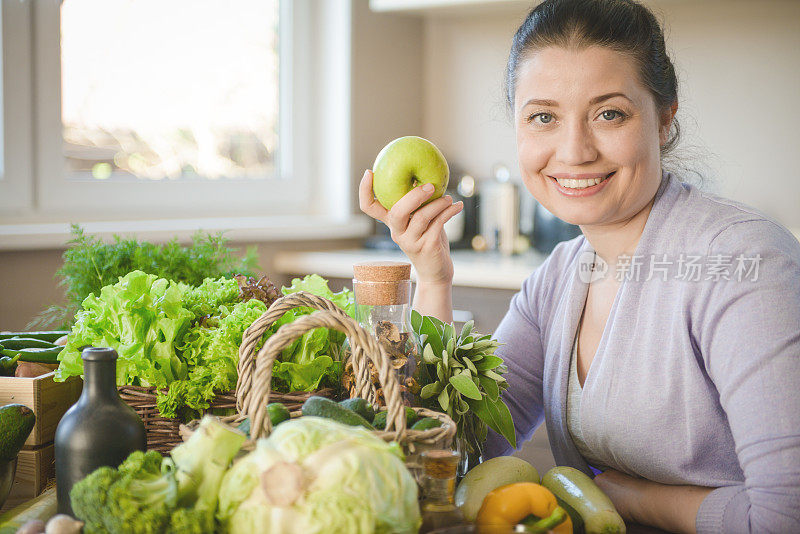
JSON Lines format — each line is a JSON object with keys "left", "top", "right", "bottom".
{"left": 403, "top": 194, "right": 463, "bottom": 243}
{"left": 386, "top": 182, "right": 439, "bottom": 233}
{"left": 372, "top": 136, "right": 449, "bottom": 210}
{"left": 359, "top": 169, "right": 388, "bottom": 223}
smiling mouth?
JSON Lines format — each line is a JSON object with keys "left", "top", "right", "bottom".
{"left": 551, "top": 172, "right": 615, "bottom": 189}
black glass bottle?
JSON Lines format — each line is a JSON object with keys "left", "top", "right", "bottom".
{"left": 55, "top": 347, "right": 146, "bottom": 515}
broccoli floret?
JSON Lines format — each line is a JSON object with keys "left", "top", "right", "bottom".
{"left": 71, "top": 451, "right": 176, "bottom": 534}
{"left": 69, "top": 417, "right": 245, "bottom": 534}
{"left": 105, "top": 454, "right": 179, "bottom": 533}
{"left": 70, "top": 466, "right": 120, "bottom": 534}
{"left": 166, "top": 507, "right": 215, "bottom": 534}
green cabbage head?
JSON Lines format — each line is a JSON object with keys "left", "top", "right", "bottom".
{"left": 217, "top": 417, "right": 421, "bottom": 534}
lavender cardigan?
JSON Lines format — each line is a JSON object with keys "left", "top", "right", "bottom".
{"left": 484, "top": 172, "right": 800, "bottom": 533}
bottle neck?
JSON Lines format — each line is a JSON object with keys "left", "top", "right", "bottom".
{"left": 81, "top": 360, "right": 121, "bottom": 402}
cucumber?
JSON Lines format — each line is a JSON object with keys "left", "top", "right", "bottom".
{"left": 1, "top": 347, "right": 63, "bottom": 365}
{"left": 267, "top": 403, "right": 291, "bottom": 427}
{"left": 0, "top": 331, "right": 69, "bottom": 342}
{"left": 410, "top": 417, "right": 441, "bottom": 431}
{"left": 372, "top": 411, "right": 388, "bottom": 430}
{"left": 0, "top": 337, "right": 56, "bottom": 350}
{"left": 372, "top": 407, "right": 419, "bottom": 430}
{"left": 301, "top": 396, "right": 374, "bottom": 430}
{"left": 541, "top": 466, "right": 626, "bottom": 534}
{"left": 0, "top": 355, "right": 20, "bottom": 376}
{"left": 338, "top": 398, "right": 375, "bottom": 422}
{"left": 237, "top": 403, "right": 292, "bottom": 438}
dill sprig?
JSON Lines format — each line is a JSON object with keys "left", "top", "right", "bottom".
{"left": 28, "top": 224, "right": 259, "bottom": 329}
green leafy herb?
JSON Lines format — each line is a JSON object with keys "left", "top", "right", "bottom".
{"left": 412, "top": 311, "right": 515, "bottom": 455}
{"left": 30, "top": 224, "right": 259, "bottom": 329}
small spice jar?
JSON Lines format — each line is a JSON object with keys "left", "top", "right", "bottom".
{"left": 419, "top": 449, "right": 466, "bottom": 533}
{"left": 346, "top": 261, "right": 419, "bottom": 405}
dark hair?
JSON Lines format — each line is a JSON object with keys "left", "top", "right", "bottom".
{"left": 506, "top": 0, "right": 680, "bottom": 154}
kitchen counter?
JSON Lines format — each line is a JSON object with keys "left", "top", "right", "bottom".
{"left": 273, "top": 248, "right": 549, "bottom": 290}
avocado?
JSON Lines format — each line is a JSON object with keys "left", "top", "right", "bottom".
{"left": 410, "top": 417, "right": 442, "bottom": 431}
{"left": 338, "top": 398, "right": 375, "bottom": 422}
{"left": 301, "top": 396, "right": 374, "bottom": 430}
{"left": 0, "top": 404, "right": 36, "bottom": 461}
{"left": 372, "top": 407, "right": 419, "bottom": 430}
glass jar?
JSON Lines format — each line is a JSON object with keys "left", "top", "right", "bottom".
{"left": 419, "top": 449, "right": 466, "bottom": 533}
{"left": 347, "top": 261, "right": 419, "bottom": 406}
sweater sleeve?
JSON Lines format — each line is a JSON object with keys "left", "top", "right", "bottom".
{"left": 695, "top": 220, "right": 800, "bottom": 533}
{"left": 483, "top": 255, "right": 551, "bottom": 458}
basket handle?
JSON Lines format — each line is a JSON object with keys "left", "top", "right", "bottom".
{"left": 242, "top": 309, "right": 408, "bottom": 441}
{"left": 236, "top": 291, "right": 370, "bottom": 413}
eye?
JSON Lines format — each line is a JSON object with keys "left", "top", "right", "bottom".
{"left": 527, "top": 112, "right": 554, "bottom": 124}
{"left": 599, "top": 109, "right": 626, "bottom": 121}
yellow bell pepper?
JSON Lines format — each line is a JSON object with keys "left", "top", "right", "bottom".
{"left": 476, "top": 482, "right": 573, "bottom": 534}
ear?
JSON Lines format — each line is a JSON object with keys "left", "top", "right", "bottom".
{"left": 659, "top": 101, "right": 678, "bottom": 147}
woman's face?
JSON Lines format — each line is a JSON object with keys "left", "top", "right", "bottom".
{"left": 514, "top": 46, "right": 673, "bottom": 227}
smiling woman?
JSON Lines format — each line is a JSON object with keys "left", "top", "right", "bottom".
{"left": 358, "top": 0, "right": 800, "bottom": 533}
{"left": 513, "top": 46, "right": 669, "bottom": 230}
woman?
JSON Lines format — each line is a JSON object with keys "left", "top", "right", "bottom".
{"left": 359, "top": 0, "right": 800, "bottom": 532}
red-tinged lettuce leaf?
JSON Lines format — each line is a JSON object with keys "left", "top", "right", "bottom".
{"left": 281, "top": 274, "right": 355, "bottom": 318}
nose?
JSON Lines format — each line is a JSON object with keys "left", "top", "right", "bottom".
{"left": 555, "top": 120, "right": 598, "bottom": 166}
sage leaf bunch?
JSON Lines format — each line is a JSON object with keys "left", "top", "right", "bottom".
{"left": 411, "top": 310, "right": 516, "bottom": 455}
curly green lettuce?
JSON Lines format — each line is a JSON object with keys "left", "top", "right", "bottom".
{"left": 56, "top": 270, "right": 193, "bottom": 387}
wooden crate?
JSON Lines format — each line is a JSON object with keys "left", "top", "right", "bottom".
{"left": 0, "top": 371, "right": 83, "bottom": 447}
{"left": 0, "top": 443, "right": 55, "bottom": 513}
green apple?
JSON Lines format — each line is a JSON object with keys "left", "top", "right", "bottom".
{"left": 372, "top": 136, "right": 449, "bottom": 210}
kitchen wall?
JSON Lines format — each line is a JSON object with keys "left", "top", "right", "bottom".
{"left": 421, "top": 0, "right": 800, "bottom": 230}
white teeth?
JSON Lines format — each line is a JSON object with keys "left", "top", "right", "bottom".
{"left": 555, "top": 174, "right": 610, "bottom": 189}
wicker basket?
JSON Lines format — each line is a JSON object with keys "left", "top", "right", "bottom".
{"left": 236, "top": 292, "right": 455, "bottom": 456}
{"left": 119, "top": 387, "right": 332, "bottom": 454}
{"left": 119, "top": 291, "right": 345, "bottom": 453}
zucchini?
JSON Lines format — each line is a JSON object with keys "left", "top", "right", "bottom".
{"left": 1, "top": 346, "right": 63, "bottom": 365}
{"left": 410, "top": 417, "right": 441, "bottom": 431}
{"left": 0, "top": 486, "right": 57, "bottom": 534}
{"left": 301, "top": 396, "right": 375, "bottom": 430}
{"left": 0, "top": 331, "right": 69, "bottom": 342}
{"left": 541, "top": 466, "right": 626, "bottom": 534}
{"left": 338, "top": 398, "right": 376, "bottom": 422}
{"left": 0, "top": 337, "right": 56, "bottom": 350}
{"left": 0, "top": 355, "right": 20, "bottom": 376}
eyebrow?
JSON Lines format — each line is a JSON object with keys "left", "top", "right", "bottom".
{"left": 521, "top": 92, "right": 633, "bottom": 108}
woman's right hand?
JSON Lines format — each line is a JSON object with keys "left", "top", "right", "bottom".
{"left": 358, "top": 169, "right": 463, "bottom": 287}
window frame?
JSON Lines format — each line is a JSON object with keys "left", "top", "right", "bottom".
{"left": 0, "top": 0, "right": 355, "bottom": 225}
{"left": 0, "top": 0, "right": 34, "bottom": 213}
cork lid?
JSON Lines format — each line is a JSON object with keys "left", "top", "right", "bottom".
{"left": 353, "top": 261, "right": 411, "bottom": 282}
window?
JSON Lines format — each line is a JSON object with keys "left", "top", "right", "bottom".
{"left": 61, "top": 0, "right": 279, "bottom": 183}
{"left": 1, "top": 0, "right": 354, "bottom": 225}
